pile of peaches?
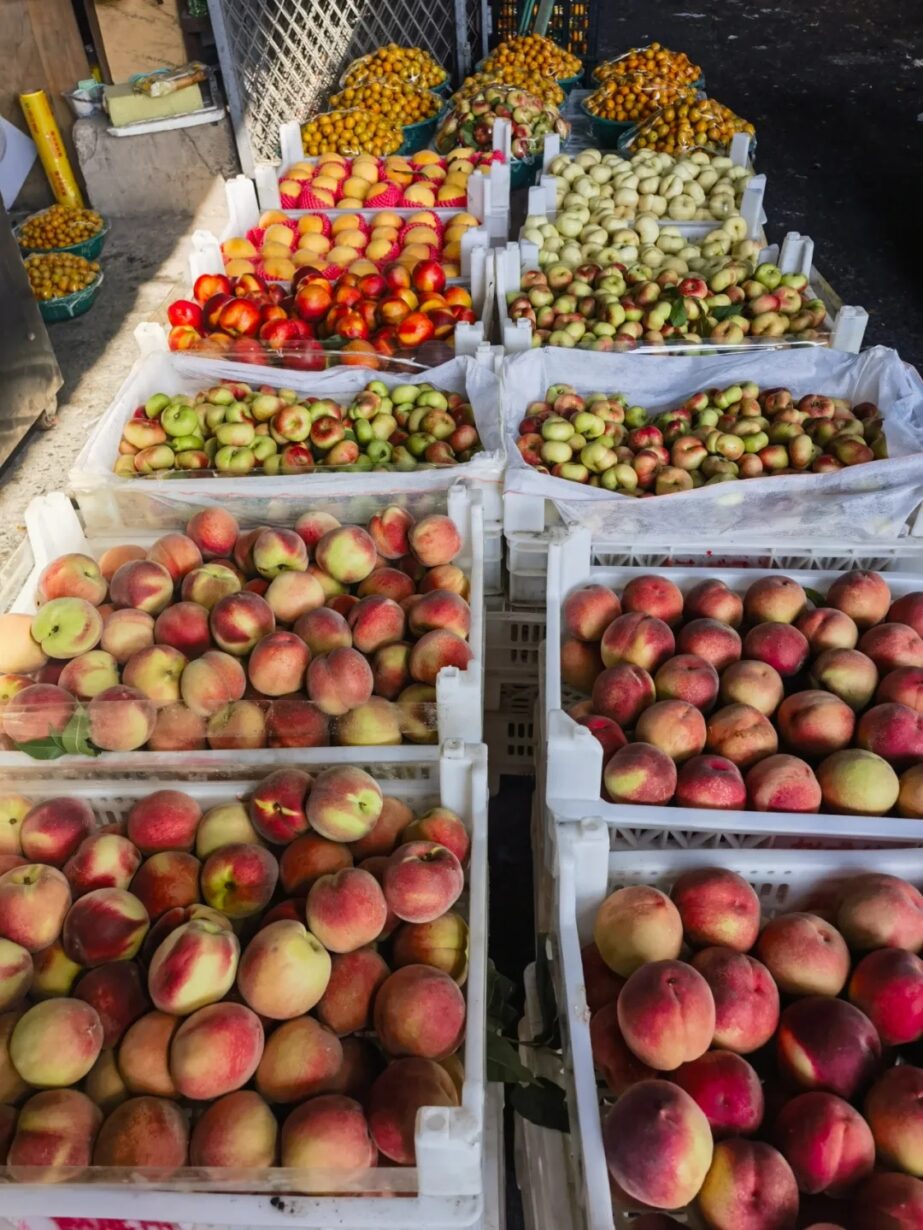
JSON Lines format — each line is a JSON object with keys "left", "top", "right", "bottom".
{"left": 167, "top": 262, "right": 477, "bottom": 368}
{"left": 587, "top": 864, "right": 923, "bottom": 1228}
{"left": 0, "top": 766, "right": 472, "bottom": 1177}
{"left": 220, "top": 208, "right": 480, "bottom": 284}
{"left": 561, "top": 569, "right": 923, "bottom": 817}
{"left": 276, "top": 148, "right": 502, "bottom": 212}
{"left": 114, "top": 378, "right": 482, "bottom": 478}
{"left": 0, "top": 503, "right": 476, "bottom": 757}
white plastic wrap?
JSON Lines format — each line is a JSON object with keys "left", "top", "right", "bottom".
{"left": 502, "top": 345, "right": 923, "bottom": 540}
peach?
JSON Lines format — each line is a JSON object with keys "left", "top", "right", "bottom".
{"left": 93, "top": 1095, "right": 188, "bottom": 1169}
{"left": 392, "top": 911, "right": 468, "bottom": 982}
{"left": 74, "top": 960, "right": 148, "bottom": 1047}
{"left": 671, "top": 867, "right": 760, "bottom": 952}
{"left": 348, "top": 595, "right": 406, "bottom": 655}
{"left": 745, "top": 754, "right": 822, "bottom": 813}
{"left": 195, "top": 803, "right": 260, "bottom": 858}
{"left": 777, "top": 689, "right": 856, "bottom": 755}
{"left": 307, "top": 646, "right": 374, "bottom": 715}
{"left": 329, "top": 1035, "right": 383, "bottom": 1103}
{"left": 307, "top": 765, "right": 382, "bottom": 842}
{"left": 563, "top": 584, "right": 622, "bottom": 642}
{"left": 595, "top": 885, "right": 683, "bottom": 977}
{"left": 8, "top": 1088, "right": 102, "bottom": 1181}
{"left": 308, "top": 563, "right": 345, "bottom": 598}
{"left": 147, "top": 533, "right": 202, "bottom": 583}
{"left": 809, "top": 647, "right": 878, "bottom": 710}
{"left": 359, "top": 567, "right": 416, "bottom": 602}
{"left": 99, "top": 545, "right": 146, "bottom": 580}
{"left": 147, "top": 918, "right": 239, "bottom": 1014}
{"left": 247, "top": 630, "right": 310, "bottom": 697}
{"left": 408, "top": 515, "right": 461, "bottom": 567}
{"left": 408, "top": 628, "right": 473, "bottom": 685}
{"left": 265, "top": 570, "right": 325, "bottom": 624}
{"left": 153, "top": 602, "right": 211, "bottom": 658}
{"left": 83, "top": 1049, "right": 128, "bottom": 1112}
{"left": 31, "top": 940, "right": 81, "bottom": 999}
{"left": 127, "top": 789, "right": 200, "bottom": 854}
{"left": 857, "top": 701, "right": 923, "bottom": 769}
{"left": 187, "top": 507, "right": 239, "bottom": 559}
{"left": 394, "top": 683, "right": 436, "bottom": 744}
{"left": 0, "top": 675, "right": 34, "bottom": 715}
{"left": 0, "top": 794, "right": 28, "bottom": 855}
{"left": 251, "top": 527, "right": 308, "bottom": 579}
{"left": 374, "top": 964, "right": 465, "bottom": 1061}
{"left": 109, "top": 560, "right": 173, "bottom": 615}
{"left": 368, "top": 505, "right": 415, "bottom": 560}
{"left": 350, "top": 796, "right": 413, "bottom": 861}
{"left": 756, "top": 913, "right": 849, "bottom": 996}
{"left": 61, "top": 886, "right": 149, "bottom": 968}
{"left": 852, "top": 1171, "right": 923, "bottom": 1230}
{"left": 293, "top": 510, "right": 340, "bottom": 553}
{"left": 248, "top": 767, "right": 311, "bottom": 845}
{"left": 796, "top": 607, "right": 859, "bottom": 652}
{"left": 617, "top": 959, "right": 715, "bottom": 1069}
{"left": 20, "top": 797, "right": 94, "bottom": 866}
{"left": 206, "top": 699, "right": 267, "bottom": 749}
{"left": 654, "top": 654, "right": 720, "bottom": 712}
{"left": 592, "top": 663, "right": 656, "bottom": 727}
{"left": 776, "top": 1089, "right": 875, "bottom": 1197}
{"left": 384, "top": 840, "right": 464, "bottom": 925}
{"left": 706, "top": 703, "right": 778, "bottom": 768}
{"left": 130, "top": 852, "right": 200, "bottom": 919}
{"left": 337, "top": 696, "right": 402, "bottom": 746}
{"left": 777, "top": 996, "right": 881, "bottom": 1098}
{"left": 691, "top": 946, "right": 779, "bottom": 1054}
{"left": 602, "top": 1079, "right": 713, "bottom": 1210}
{"left": 307, "top": 867, "right": 388, "bottom": 953}
{"left": 0, "top": 613, "right": 47, "bottom": 675}
{"left": 10, "top": 998, "right": 103, "bottom": 1086}
{"left": 316, "top": 947, "right": 389, "bottom": 1035}
{"left": 201, "top": 843, "right": 277, "bottom": 918}
{"left": 38, "top": 553, "right": 107, "bottom": 605}
{"left": 148, "top": 701, "right": 207, "bottom": 751}
{"left": 677, "top": 619, "right": 742, "bottom": 671}
{"left": 401, "top": 808, "right": 469, "bottom": 865}
{"left": 590, "top": 1000, "right": 655, "bottom": 1093}
{"left": 817, "top": 749, "right": 900, "bottom": 816}
{"left": 889, "top": 591, "right": 923, "bottom": 636}
{"left": 408, "top": 590, "right": 470, "bottom": 640}
{"left": 2, "top": 682, "right": 75, "bottom": 745}
{"left": 0, "top": 938, "right": 31, "bottom": 1010}
{"left": 280, "top": 832, "right": 351, "bottom": 894}
{"left": 0, "top": 864, "right": 71, "bottom": 952}
{"left": 562, "top": 638, "right": 604, "bottom": 693}
{"left": 281, "top": 1092, "right": 376, "bottom": 1175}
{"left": 696, "top": 1138, "right": 798, "bottom": 1230}
{"left": 237, "top": 920, "right": 331, "bottom": 1019}
{"left": 189, "top": 1089, "right": 276, "bottom": 1169}
{"left": 31, "top": 597, "right": 104, "bottom": 660}
{"left": 142, "top": 902, "right": 230, "bottom": 962}
{"left": 601, "top": 612, "right": 676, "bottom": 672}
{"left": 256, "top": 1015, "right": 342, "bottom": 1103}
{"left": 315, "top": 526, "right": 377, "bottom": 583}
{"left": 826, "top": 570, "right": 891, "bottom": 629}
{"left": 266, "top": 696, "right": 329, "bottom": 747}
{"left": 865, "top": 1065, "right": 923, "bottom": 1177}
{"left": 87, "top": 684, "right": 156, "bottom": 751}
{"left": 576, "top": 714, "right": 628, "bottom": 761}
{"left": 372, "top": 641, "right": 411, "bottom": 699}
{"left": 621, "top": 575, "right": 684, "bottom": 627}
{"left": 170, "top": 1001, "right": 263, "bottom": 1101}
{"left": 0, "top": 1010, "right": 27, "bottom": 1102}
{"left": 878, "top": 666, "right": 923, "bottom": 712}
{"left": 117, "top": 1011, "right": 178, "bottom": 1096}
{"left": 368, "top": 1056, "right": 459, "bottom": 1164}
{"left": 211, "top": 591, "right": 275, "bottom": 656}
{"left": 848, "top": 947, "right": 923, "bottom": 1045}
{"left": 900, "top": 763, "right": 923, "bottom": 817}
{"left": 742, "top": 621, "right": 809, "bottom": 677}
{"left": 58, "top": 649, "right": 119, "bottom": 700}
{"left": 744, "top": 575, "right": 807, "bottom": 625}
{"left": 671, "top": 1050, "right": 763, "bottom": 1138}
{"left": 181, "top": 562, "right": 242, "bottom": 610}
{"left": 675, "top": 755, "right": 747, "bottom": 810}
{"left": 603, "top": 742, "right": 677, "bottom": 804}
{"left": 836, "top": 873, "right": 923, "bottom": 951}
{"left": 635, "top": 700, "right": 707, "bottom": 762}
{"left": 860, "top": 622, "right": 923, "bottom": 673}
{"left": 685, "top": 579, "right": 744, "bottom": 628}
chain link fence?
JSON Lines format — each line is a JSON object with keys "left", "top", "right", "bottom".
{"left": 211, "top": 0, "right": 489, "bottom": 174}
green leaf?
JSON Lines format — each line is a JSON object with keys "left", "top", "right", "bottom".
{"left": 13, "top": 736, "right": 67, "bottom": 761}
{"left": 59, "top": 710, "right": 99, "bottom": 758}
{"left": 710, "top": 303, "right": 739, "bottom": 322}
{"left": 510, "top": 1079, "right": 569, "bottom": 1133}
{"left": 669, "top": 300, "right": 688, "bottom": 328}
{"left": 486, "top": 961, "right": 521, "bottom": 1034}
{"left": 485, "top": 1030, "right": 534, "bottom": 1085}
{"left": 804, "top": 588, "right": 826, "bottom": 607}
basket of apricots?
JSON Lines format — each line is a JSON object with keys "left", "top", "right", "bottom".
{"left": 276, "top": 149, "right": 482, "bottom": 211}
{"left": 482, "top": 33, "right": 582, "bottom": 90}
{"left": 624, "top": 94, "right": 756, "bottom": 155}
{"left": 220, "top": 208, "right": 478, "bottom": 283}
{"left": 593, "top": 41, "right": 703, "bottom": 88}
{"left": 329, "top": 79, "right": 445, "bottom": 153}
{"left": 299, "top": 109, "right": 403, "bottom": 158}
{"left": 340, "top": 43, "right": 449, "bottom": 93}
{"left": 582, "top": 72, "right": 697, "bottom": 143}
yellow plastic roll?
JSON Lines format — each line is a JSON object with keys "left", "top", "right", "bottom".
{"left": 19, "top": 90, "right": 85, "bottom": 208}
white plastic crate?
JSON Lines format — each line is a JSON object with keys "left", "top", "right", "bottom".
{"left": 483, "top": 523, "right": 503, "bottom": 596}
{"left": 553, "top": 836, "right": 923, "bottom": 1230}
{"left": 0, "top": 741, "right": 492, "bottom": 1227}
{"left": 496, "top": 230, "right": 868, "bottom": 356}
{"left": 486, "top": 605, "right": 546, "bottom": 679}
{"left": 68, "top": 340, "right": 504, "bottom": 533}
{"left": 485, "top": 682, "right": 537, "bottom": 793}
{"left": 0, "top": 486, "right": 484, "bottom": 769}
{"left": 543, "top": 538, "right": 923, "bottom": 851}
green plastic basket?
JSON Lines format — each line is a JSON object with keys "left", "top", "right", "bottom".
{"left": 578, "top": 98, "right": 634, "bottom": 148}
{"left": 16, "top": 213, "right": 109, "bottom": 262}
{"left": 557, "top": 71, "right": 583, "bottom": 94}
{"left": 37, "top": 272, "right": 104, "bottom": 323}
{"left": 398, "top": 94, "right": 448, "bottom": 153}
{"left": 509, "top": 157, "right": 539, "bottom": 188}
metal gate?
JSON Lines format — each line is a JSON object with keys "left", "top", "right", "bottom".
{"left": 211, "top": 0, "right": 490, "bottom": 175}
